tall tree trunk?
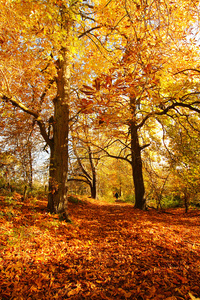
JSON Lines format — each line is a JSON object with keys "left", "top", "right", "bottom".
{"left": 47, "top": 47, "right": 71, "bottom": 221}
{"left": 27, "top": 143, "right": 33, "bottom": 190}
{"left": 130, "top": 96, "right": 146, "bottom": 210}
{"left": 90, "top": 181, "right": 97, "bottom": 199}
{"left": 183, "top": 188, "right": 189, "bottom": 213}
{"left": 47, "top": 145, "right": 55, "bottom": 213}
{"left": 46, "top": 3, "right": 72, "bottom": 220}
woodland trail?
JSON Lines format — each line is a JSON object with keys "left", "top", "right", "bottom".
{"left": 0, "top": 195, "right": 200, "bottom": 300}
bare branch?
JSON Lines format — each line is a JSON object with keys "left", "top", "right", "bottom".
{"left": 137, "top": 100, "right": 200, "bottom": 129}
{"left": 78, "top": 26, "right": 102, "bottom": 38}
{"left": 68, "top": 177, "right": 91, "bottom": 186}
{"left": 174, "top": 69, "right": 200, "bottom": 75}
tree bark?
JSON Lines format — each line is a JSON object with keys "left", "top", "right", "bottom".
{"left": 90, "top": 182, "right": 97, "bottom": 199}
{"left": 183, "top": 189, "right": 189, "bottom": 213}
{"left": 130, "top": 96, "right": 146, "bottom": 210}
{"left": 89, "top": 146, "right": 97, "bottom": 199}
{"left": 47, "top": 47, "right": 70, "bottom": 221}
{"left": 46, "top": 3, "right": 74, "bottom": 220}
{"left": 27, "top": 142, "right": 33, "bottom": 190}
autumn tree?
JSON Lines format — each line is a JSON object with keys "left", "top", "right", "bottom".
{"left": 79, "top": 0, "right": 200, "bottom": 209}
{"left": 0, "top": 0, "right": 107, "bottom": 219}
{"left": 0, "top": 102, "right": 44, "bottom": 191}
{"left": 161, "top": 110, "right": 200, "bottom": 211}
{"left": 68, "top": 137, "right": 99, "bottom": 199}
{"left": 0, "top": 0, "right": 68, "bottom": 218}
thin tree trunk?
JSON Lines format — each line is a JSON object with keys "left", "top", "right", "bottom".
{"left": 184, "top": 189, "right": 189, "bottom": 213}
{"left": 89, "top": 146, "right": 97, "bottom": 199}
{"left": 27, "top": 143, "right": 33, "bottom": 190}
{"left": 23, "top": 185, "right": 28, "bottom": 201}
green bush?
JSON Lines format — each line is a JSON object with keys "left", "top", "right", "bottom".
{"left": 162, "top": 195, "right": 182, "bottom": 208}
{"left": 28, "top": 186, "right": 47, "bottom": 198}
{"left": 0, "top": 178, "right": 24, "bottom": 194}
{"left": 68, "top": 195, "right": 82, "bottom": 204}
{"left": 0, "top": 177, "right": 6, "bottom": 189}
{"left": 124, "top": 194, "right": 135, "bottom": 203}
{"left": 5, "top": 196, "right": 15, "bottom": 205}
{"left": 97, "top": 195, "right": 115, "bottom": 203}
{"left": 191, "top": 201, "right": 200, "bottom": 208}
{"left": 0, "top": 179, "right": 48, "bottom": 200}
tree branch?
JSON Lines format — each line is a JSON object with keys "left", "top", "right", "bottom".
{"left": 137, "top": 100, "right": 200, "bottom": 129}
{"left": 68, "top": 177, "right": 91, "bottom": 186}
{"left": 174, "top": 69, "right": 200, "bottom": 75}
{"left": 1, "top": 94, "right": 38, "bottom": 118}
{"left": 72, "top": 142, "right": 92, "bottom": 181}
{"left": 78, "top": 26, "right": 102, "bottom": 38}
{"left": 1, "top": 93, "right": 52, "bottom": 147}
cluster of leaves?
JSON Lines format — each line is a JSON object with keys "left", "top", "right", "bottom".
{"left": 0, "top": 193, "right": 200, "bottom": 299}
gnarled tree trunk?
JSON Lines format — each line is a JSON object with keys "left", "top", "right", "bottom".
{"left": 47, "top": 47, "right": 71, "bottom": 221}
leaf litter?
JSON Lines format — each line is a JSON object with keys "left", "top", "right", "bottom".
{"left": 0, "top": 195, "right": 200, "bottom": 299}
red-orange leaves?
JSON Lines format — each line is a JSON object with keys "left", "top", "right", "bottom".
{"left": 78, "top": 98, "right": 94, "bottom": 113}
{"left": 93, "top": 78, "right": 101, "bottom": 91}
{"left": 0, "top": 194, "right": 200, "bottom": 299}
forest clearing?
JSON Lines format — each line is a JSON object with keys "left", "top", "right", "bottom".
{"left": 0, "top": 193, "right": 200, "bottom": 300}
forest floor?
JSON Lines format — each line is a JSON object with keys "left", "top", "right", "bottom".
{"left": 0, "top": 193, "right": 200, "bottom": 300}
